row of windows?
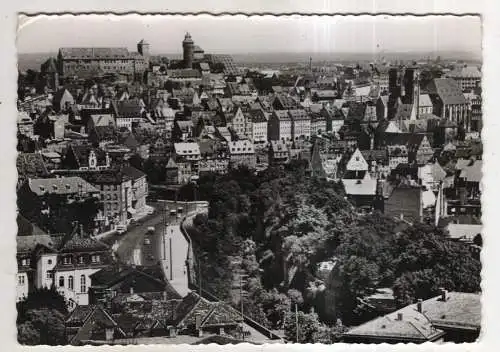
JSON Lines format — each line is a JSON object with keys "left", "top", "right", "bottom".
{"left": 104, "top": 194, "right": 119, "bottom": 201}
{"left": 62, "top": 254, "right": 101, "bottom": 265}
{"left": 105, "top": 203, "right": 120, "bottom": 211}
{"left": 58, "top": 275, "right": 87, "bottom": 293}
{"left": 101, "top": 184, "right": 119, "bottom": 191}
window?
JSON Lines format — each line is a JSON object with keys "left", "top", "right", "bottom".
{"left": 59, "top": 276, "right": 65, "bottom": 287}
{"left": 18, "top": 275, "right": 25, "bottom": 285}
{"left": 63, "top": 257, "right": 72, "bottom": 265}
{"left": 80, "top": 275, "right": 86, "bottom": 293}
{"left": 46, "top": 272, "right": 53, "bottom": 280}
{"left": 21, "top": 258, "right": 30, "bottom": 266}
{"left": 47, "top": 259, "right": 52, "bottom": 265}
{"left": 78, "top": 256, "right": 84, "bottom": 264}
{"left": 91, "top": 255, "right": 101, "bottom": 263}
{"left": 68, "top": 276, "right": 74, "bottom": 290}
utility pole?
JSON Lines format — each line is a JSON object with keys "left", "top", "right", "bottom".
{"left": 239, "top": 273, "right": 248, "bottom": 341}
{"left": 295, "top": 303, "right": 299, "bottom": 343}
{"left": 198, "top": 255, "right": 202, "bottom": 298}
{"left": 169, "top": 237, "right": 173, "bottom": 280}
{"left": 240, "top": 274, "right": 244, "bottom": 341}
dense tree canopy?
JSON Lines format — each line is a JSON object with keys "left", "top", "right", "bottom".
{"left": 187, "top": 162, "right": 481, "bottom": 337}
{"left": 17, "top": 287, "right": 68, "bottom": 345}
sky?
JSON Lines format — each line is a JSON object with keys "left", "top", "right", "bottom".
{"left": 17, "top": 14, "right": 482, "bottom": 56}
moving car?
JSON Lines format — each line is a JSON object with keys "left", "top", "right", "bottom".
{"left": 116, "top": 224, "right": 128, "bottom": 235}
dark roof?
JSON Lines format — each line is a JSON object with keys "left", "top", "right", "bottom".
{"left": 200, "top": 302, "right": 242, "bottom": 328}
{"left": 121, "top": 165, "right": 146, "bottom": 180}
{"left": 27, "top": 176, "right": 99, "bottom": 196}
{"left": 17, "top": 233, "right": 55, "bottom": 253}
{"left": 59, "top": 232, "right": 109, "bottom": 253}
{"left": 66, "top": 305, "right": 96, "bottom": 325}
{"left": 52, "top": 88, "right": 74, "bottom": 105}
{"left": 310, "top": 141, "right": 326, "bottom": 178}
{"left": 204, "top": 54, "right": 240, "bottom": 75}
{"left": 60, "top": 47, "right": 131, "bottom": 60}
{"left": 90, "top": 264, "right": 169, "bottom": 290}
{"left": 41, "top": 57, "right": 58, "bottom": 74}
{"left": 68, "top": 145, "right": 107, "bottom": 168}
{"left": 52, "top": 167, "right": 133, "bottom": 185}
{"left": 346, "top": 101, "right": 367, "bottom": 120}
{"left": 361, "top": 149, "right": 388, "bottom": 162}
{"left": 112, "top": 98, "right": 144, "bottom": 117}
{"left": 274, "top": 94, "right": 300, "bottom": 109}
{"left": 426, "top": 78, "right": 467, "bottom": 105}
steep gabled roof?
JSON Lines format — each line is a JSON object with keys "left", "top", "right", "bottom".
{"left": 60, "top": 47, "right": 130, "bottom": 60}
{"left": 200, "top": 302, "right": 243, "bottom": 328}
{"left": 426, "top": 78, "right": 467, "bottom": 105}
{"left": 27, "top": 176, "right": 99, "bottom": 196}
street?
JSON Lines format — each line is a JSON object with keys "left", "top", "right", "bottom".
{"left": 101, "top": 200, "right": 206, "bottom": 296}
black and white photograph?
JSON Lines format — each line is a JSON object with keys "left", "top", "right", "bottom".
{"left": 15, "top": 13, "right": 482, "bottom": 346}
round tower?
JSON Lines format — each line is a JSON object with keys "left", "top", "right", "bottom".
{"left": 182, "top": 32, "right": 194, "bottom": 69}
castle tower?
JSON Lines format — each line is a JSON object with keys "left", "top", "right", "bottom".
{"left": 137, "top": 39, "right": 150, "bottom": 57}
{"left": 183, "top": 32, "right": 194, "bottom": 69}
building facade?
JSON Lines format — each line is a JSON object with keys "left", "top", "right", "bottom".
{"left": 58, "top": 40, "right": 150, "bottom": 78}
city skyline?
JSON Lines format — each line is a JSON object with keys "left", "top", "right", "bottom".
{"left": 17, "top": 14, "right": 481, "bottom": 58}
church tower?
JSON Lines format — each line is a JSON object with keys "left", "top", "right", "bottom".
{"left": 137, "top": 39, "right": 150, "bottom": 57}
{"left": 40, "top": 57, "right": 59, "bottom": 91}
{"left": 183, "top": 32, "right": 194, "bottom": 69}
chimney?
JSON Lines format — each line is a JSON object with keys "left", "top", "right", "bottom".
{"left": 417, "top": 299, "right": 423, "bottom": 313}
{"left": 440, "top": 288, "right": 447, "bottom": 301}
{"left": 396, "top": 312, "right": 403, "bottom": 321}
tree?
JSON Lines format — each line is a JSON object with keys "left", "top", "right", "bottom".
{"left": 283, "top": 310, "right": 321, "bottom": 343}
{"left": 17, "top": 321, "right": 40, "bottom": 345}
{"left": 17, "top": 287, "right": 68, "bottom": 345}
{"left": 18, "top": 309, "right": 66, "bottom": 345}
{"left": 335, "top": 255, "right": 380, "bottom": 324}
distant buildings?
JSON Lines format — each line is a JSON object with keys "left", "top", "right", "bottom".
{"left": 57, "top": 39, "right": 150, "bottom": 78}
{"left": 343, "top": 291, "right": 481, "bottom": 343}
{"left": 445, "top": 65, "right": 481, "bottom": 92}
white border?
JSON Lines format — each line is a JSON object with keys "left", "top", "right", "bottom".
{"left": 3, "top": 1, "right": 498, "bottom": 351}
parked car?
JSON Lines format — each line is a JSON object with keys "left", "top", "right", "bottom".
{"left": 147, "top": 226, "right": 155, "bottom": 233}
{"left": 147, "top": 208, "right": 155, "bottom": 215}
{"left": 144, "top": 238, "right": 151, "bottom": 245}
